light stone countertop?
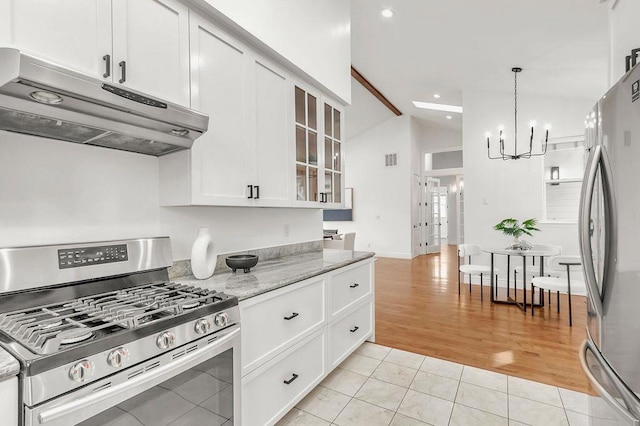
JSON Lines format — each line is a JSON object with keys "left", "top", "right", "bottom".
{"left": 0, "top": 346, "right": 20, "bottom": 380}
{"left": 174, "top": 249, "right": 375, "bottom": 301}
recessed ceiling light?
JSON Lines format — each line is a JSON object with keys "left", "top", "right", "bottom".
{"left": 381, "top": 8, "right": 395, "bottom": 18}
{"left": 433, "top": 94, "right": 441, "bottom": 99}
{"left": 412, "top": 101, "right": 463, "bottom": 113}
{"left": 446, "top": 115, "right": 452, "bottom": 120}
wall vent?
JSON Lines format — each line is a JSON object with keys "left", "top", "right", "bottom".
{"left": 385, "top": 153, "right": 398, "bottom": 167}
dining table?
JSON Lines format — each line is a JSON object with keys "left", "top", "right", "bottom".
{"left": 483, "top": 246, "right": 560, "bottom": 312}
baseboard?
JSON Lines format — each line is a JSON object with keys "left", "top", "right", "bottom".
{"left": 374, "top": 252, "right": 413, "bottom": 259}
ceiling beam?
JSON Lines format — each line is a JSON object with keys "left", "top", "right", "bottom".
{"left": 351, "top": 66, "right": 402, "bottom": 116}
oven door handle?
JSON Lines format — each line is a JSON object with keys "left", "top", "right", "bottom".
{"left": 36, "top": 327, "right": 240, "bottom": 426}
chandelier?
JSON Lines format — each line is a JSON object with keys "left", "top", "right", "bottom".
{"left": 486, "top": 67, "right": 550, "bottom": 160}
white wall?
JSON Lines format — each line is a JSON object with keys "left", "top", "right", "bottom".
{"left": 196, "top": 0, "right": 351, "bottom": 104}
{"left": 0, "top": 133, "right": 321, "bottom": 260}
{"left": 345, "top": 76, "right": 395, "bottom": 140}
{"left": 325, "top": 115, "right": 413, "bottom": 258}
{"left": 0, "top": 133, "right": 160, "bottom": 246}
{"left": 160, "top": 207, "right": 321, "bottom": 260}
{"left": 462, "top": 90, "right": 593, "bottom": 274}
{"left": 609, "top": 0, "right": 640, "bottom": 85}
{"left": 418, "top": 122, "right": 462, "bottom": 153}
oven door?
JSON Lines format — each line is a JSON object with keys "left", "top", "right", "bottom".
{"left": 25, "top": 325, "right": 240, "bottom": 426}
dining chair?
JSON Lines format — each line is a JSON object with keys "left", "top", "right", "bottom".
{"left": 343, "top": 232, "right": 356, "bottom": 250}
{"left": 458, "top": 244, "right": 498, "bottom": 302}
{"left": 513, "top": 244, "right": 562, "bottom": 304}
{"left": 324, "top": 232, "right": 356, "bottom": 250}
{"left": 530, "top": 255, "right": 586, "bottom": 326}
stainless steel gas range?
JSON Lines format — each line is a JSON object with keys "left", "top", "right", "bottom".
{"left": 0, "top": 237, "right": 240, "bottom": 426}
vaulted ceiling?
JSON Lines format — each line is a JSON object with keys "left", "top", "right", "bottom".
{"left": 351, "top": 0, "right": 609, "bottom": 129}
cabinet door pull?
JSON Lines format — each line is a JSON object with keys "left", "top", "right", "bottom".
{"left": 350, "top": 326, "right": 359, "bottom": 333}
{"left": 283, "top": 373, "right": 299, "bottom": 385}
{"left": 119, "top": 61, "right": 127, "bottom": 83}
{"left": 349, "top": 283, "right": 359, "bottom": 288}
{"left": 103, "top": 55, "right": 111, "bottom": 78}
{"left": 254, "top": 185, "right": 260, "bottom": 199}
{"left": 247, "top": 185, "right": 254, "bottom": 199}
{"left": 284, "top": 312, "right": 299, "bottom": 320}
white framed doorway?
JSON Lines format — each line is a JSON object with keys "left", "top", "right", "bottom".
{"left": 424, "top": 177, "right": 441, "bottom": 254}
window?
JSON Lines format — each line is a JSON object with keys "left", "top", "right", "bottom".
{"left": 543, "top": 136, "right": 586, "bottom": 222}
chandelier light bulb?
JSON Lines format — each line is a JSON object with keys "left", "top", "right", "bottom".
{"left": 544, "top": 124, "right": 551, "bottom": 130}
{"left": 529, "top": 120, "right": 537, "bottom": 128}
{"left": 498, "top": 125, "right": 505, "bottom": 132}
{"left": 484, "top": 131, "right": 492, "bottom": 138}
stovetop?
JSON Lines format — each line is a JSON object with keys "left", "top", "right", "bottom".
{"left": 0, "top": 281, "right": 231, "bottom": 356}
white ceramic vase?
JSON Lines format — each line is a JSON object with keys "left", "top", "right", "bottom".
{"left": 191, "top": 227, "right": 217, "bottom": 279}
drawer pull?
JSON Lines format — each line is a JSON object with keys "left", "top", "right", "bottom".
{"left": 350, "top": 326, "right": 360, "bottom": 333}
{"left": 284, "top": 312, "right": 299, "bottom": 321}
{"left": 283, "top": 373, "right": 299, "bottom": 385}
{"left": 349, "top": 283, "right": 360, "bottom": 288}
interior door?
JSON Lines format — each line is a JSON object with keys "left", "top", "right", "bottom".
{"left": 425, "top": 177, "right": 441, "bottom": 254}
{"left": 412, "top": 173, "right": 423, "bottom": 257}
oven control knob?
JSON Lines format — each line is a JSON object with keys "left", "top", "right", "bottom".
{"left": 68, "top": 360, "right": 95, "bottom": 383}
{"left": 156, "top": 331, "right": 176, "bottom": 350}
{"left": 214, "top": 312, "right": 229, "bottom": 327}
{"left": 194, "top": 318, "right": 212, "bottom": 334}
{"left": 107, "top": 347, "right": 129, "bottom": 368}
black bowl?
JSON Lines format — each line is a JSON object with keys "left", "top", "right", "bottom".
{"left": 225, "top": 254, "right": 259, "bottom": 273}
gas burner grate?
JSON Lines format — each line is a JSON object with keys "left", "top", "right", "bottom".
{"left": 0, "top": 282, "right": 225, "bottom": 355}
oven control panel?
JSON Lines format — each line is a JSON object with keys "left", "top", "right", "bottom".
{"left": 58, "top": 244, "right": 128, "bottom": 269}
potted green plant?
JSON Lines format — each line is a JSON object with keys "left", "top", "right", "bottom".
{"left": 493, "top": 218, "right": 540, "bottom": 250}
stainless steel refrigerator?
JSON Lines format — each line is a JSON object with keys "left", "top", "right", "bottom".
{"left": 579, "top": 63, "right": 640, "bottom": 425}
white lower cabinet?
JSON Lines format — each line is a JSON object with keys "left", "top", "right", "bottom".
{"left": 242, "top": 330, "right": 326, "bottom": 426}
{"left": 329, "top": 301, "right": 373, "bottom": 368}
{"left": 329, "top": 261, "right": 373, "bottom": 319}
{"left": 240, "top": 257, "right": 375, "bottom": 425}
{"left": 0, "top": 377, "right": 18, "bottom": 426}
{"left": 240, "top": 276, "right": 325, "bottom": 376}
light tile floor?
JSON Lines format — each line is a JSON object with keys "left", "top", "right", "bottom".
{"left": 277, "top": 342, "right": 609, "bottom": 426}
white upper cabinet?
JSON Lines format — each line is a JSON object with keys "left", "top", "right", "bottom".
{"left": 0, "top": 0, "right": 190, "bottom": 106}
{"left": 159, "top": 12, "right": 293, "bottom": 207}
{"left": 253, "top": 58, "right": 291, "bottom": 207}
{"left": 0, "top": 0, "right": 112, "bottom": 78}
{"left": 292, "top": 82, "right": 344, "bottom": 208}
{"left": 188, "top": 13, "right": 252, "bottom": 206}
{"left": 111, "top": 0, "right": 190, "bottom": 106}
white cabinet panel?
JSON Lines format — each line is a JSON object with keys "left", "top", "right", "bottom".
{"left": 330, "top": 261, "right": 372, "bottom": 319}
{"left": 189, "top": 15, "right": 253, "bottom": 205}
{"left": 329, "top": 301, "right": 373, "bottom": 368}
{"left": 0, "top": 0, "right": 112, "bottom": 78}
{"left": 254, "top": 59, "right": 291, "bottom": 207}
{"left": 240, "top": 277, "right": 325, "bottom": 376}
{"left": 112, "top": 0, "right": 190, "bottom": 106}
{"left": 242, "top": 330, "right": 326, "bottom": 426}
{"left": 0, "top": 377, "right": 18, "bottom": 426}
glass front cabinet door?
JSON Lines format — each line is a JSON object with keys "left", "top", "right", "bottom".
{"left": 293, "top": 83, "right": 344, "bottom": 208}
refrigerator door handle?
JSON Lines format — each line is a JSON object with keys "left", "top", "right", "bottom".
{"left": 579, "top": 340, "right": 640, "bottom": 425}
{"left": 600, "top": 145, "right": 618, "bottom": 313}
{"left": 580, "top": 146, "right": 604, "bottom": 317}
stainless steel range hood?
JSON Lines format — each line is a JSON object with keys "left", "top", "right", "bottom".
{"left": 0, "top": 48, "right": 208, "bottom": 156}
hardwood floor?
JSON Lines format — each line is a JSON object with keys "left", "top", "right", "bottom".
{"left": 374, "top": 245, "right": 592, "bottom": 394}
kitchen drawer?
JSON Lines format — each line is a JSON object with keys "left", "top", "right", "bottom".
{"left": 330, "top": 261, "right": 372, "bottom": 318}
{"left": 242, "top": 330, "right": 326, "bottom": 426}
{"left": 330, "top": 300, "right": 373, "bottom": 368}
{"left": 240, "top": 277, "right": 326, "bottom": 375}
